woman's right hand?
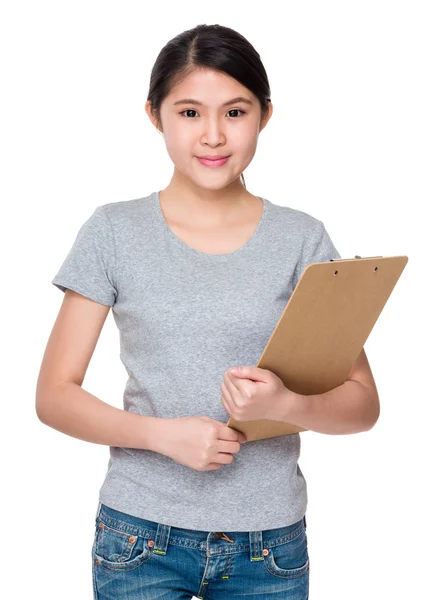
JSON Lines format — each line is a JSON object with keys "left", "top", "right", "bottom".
{"left": 152, "top": 416, "right": 248, "bottom": 471}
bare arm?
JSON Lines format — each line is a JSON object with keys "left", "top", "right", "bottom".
{"left": 37, "top": 380, "right": 161, "bottom": 450}
{"left": 36, "top": 289, "right": 162, "bottom": 451}
{"left": 280, "top": 348, "right": 380, "bottom": 435}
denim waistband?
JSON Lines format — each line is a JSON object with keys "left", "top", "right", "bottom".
{"left": 95, "top": 502, "right": 307, "bottom": 558}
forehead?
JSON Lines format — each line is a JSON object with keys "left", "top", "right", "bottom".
{"left": 164, "top": 68, "right": 254, "bottom": 105}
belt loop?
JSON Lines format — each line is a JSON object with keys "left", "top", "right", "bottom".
{"left": 153, "top": 523, "right": 171, "bottom": 555}
{"left": 249, "top": 530, "right": 264, "bottom": 562}
{"left": 303, "top": 515, "right": 307, "bottom": 530}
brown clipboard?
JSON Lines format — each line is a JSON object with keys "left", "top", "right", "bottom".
{"left": 226, "top": 255, "right": 409, "bottom": 441}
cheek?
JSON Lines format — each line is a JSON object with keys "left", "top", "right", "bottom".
{"left": 237, "top": 138, "right": 258, "bottom": 169}
{"left": 162, "top": 121, "right": 195, "bottom": 160}
{"left": 233, "top": 124, "right": 259, "bottom": 157}
{"left": 165, "top": 134, "right": 192, "bottom": 161}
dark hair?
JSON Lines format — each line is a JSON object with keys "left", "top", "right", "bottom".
{"left": 146, "top": 24, "right": 272, "bottom": 188}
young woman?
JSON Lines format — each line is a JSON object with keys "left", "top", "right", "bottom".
{"left": 36, "top": 23, "right": 379, "bottom": 600}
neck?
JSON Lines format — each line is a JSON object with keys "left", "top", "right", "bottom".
{"left": 160, "top": 171, "right": 253, "bottom": 222}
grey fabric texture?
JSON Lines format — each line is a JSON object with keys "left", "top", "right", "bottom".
{"left": 52, "top": 190, "right": 341, "bottom": 531}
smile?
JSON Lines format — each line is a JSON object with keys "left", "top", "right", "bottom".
{"left": 196, "top": 156, "right": 229, "bottom": 167}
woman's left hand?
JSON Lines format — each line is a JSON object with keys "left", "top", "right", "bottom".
{"left": 220, "top": 366, "right": 289, "bottom": 422}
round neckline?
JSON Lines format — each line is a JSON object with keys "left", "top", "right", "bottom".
{"left": 152, "top": 190, "right": 269, "bottom": 260}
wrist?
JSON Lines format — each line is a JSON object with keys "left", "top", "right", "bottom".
{"left": 136, "top": 415, "right": 161, "bottom": 452}
{"left": 278, "top": 387, "right": 310, "bottom": 427}
{"left": 144, "top": 416, "right": 170, "bottom": 454}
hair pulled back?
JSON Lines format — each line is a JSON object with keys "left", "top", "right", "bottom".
{"left": 147, "top": 24, "right": 272, "bottom": 188}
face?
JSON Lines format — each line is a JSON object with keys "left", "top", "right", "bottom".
{"left": 145, "top": 68, "right": 273, "bottom": 191}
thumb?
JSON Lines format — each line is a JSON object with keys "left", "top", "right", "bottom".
{"left": 229, "top": 366, "right": 267, "bottom": 382}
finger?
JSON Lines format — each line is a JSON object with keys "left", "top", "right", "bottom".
{"left": 220, "top": 382, "right": 233, "bottom": 407}
{"left": 220, "top": 383, "right": 235, "bottom": 413}
{"left": 233, "top": 366, "right": 269, "bottom": 382}
{"left": 224, "top": 370, "right": 241, "bottom": 393}
{"left": 220, "top": 394, "right": 233, "bottom": 418}
{"left": 225, "top": 372, "right": 258, "bottom": 401}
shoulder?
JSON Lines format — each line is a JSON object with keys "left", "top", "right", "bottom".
{"left": 99, "top": 192, "right": 154, "bottom": 216}
{"left": 264, "top": 197, "right": 323, "bottom": 234}
{"left": 97, "top": 191, "right": 155, "bottom": 229}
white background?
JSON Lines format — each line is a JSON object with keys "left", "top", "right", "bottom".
{"left": 1, "top": 1, "right": 434, "bottom": 598}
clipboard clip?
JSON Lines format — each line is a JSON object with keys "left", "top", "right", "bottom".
{"left": 330, "top": 255, "right": 383, "bottom": 261}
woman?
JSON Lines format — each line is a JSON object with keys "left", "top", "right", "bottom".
{"left": 36, "top": 23, "right": 379, "bottom": 600}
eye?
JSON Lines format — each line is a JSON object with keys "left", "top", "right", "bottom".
{"left": 179, "top": 109, "right": 246, "bottom": 118}
{"left": 180, "top": 109, "right": 199, "bottom": 118}
{"left": 227, "top": 109, "right": 246, "bottom": 118}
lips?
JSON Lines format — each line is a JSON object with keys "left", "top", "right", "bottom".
{"left": 196, "top": 155, "right": 230, "bottom": 167}
{"left": 197, "top": 155, "right": 229, "bottom": 160}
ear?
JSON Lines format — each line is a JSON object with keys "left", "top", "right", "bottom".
{"left": 145, "top": 100, "right": 163, "bottom": 133}
{"left": 259, "top": 101, "right": 273, "bottom": 133}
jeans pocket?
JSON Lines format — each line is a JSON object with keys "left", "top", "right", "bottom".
{"left": 93, "top": 517, "right": 152, "bottom": 572}
{"left": 263, "top": 526, "right": 310, "bottom": 579}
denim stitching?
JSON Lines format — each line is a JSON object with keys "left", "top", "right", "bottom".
{"left": 97, "top": 512, "right": 304, "bottom": 555}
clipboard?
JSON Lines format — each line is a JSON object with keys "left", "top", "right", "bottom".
{"left": 226, "top": 255, "right": 409, "bottom": 441}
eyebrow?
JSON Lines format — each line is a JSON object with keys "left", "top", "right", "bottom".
{"left": 173, "top": 96, "right": 253, "bottom": 107}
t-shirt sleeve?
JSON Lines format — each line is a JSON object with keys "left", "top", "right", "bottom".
{"left": 51, "top": 205, "right": 118, "bottom": 306}
{"left": 293, "top": 219, "right": 341, "bottom": 286}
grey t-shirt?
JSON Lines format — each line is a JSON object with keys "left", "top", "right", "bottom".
{"left": 51, "top": 190, "right": 341, "bottom": 531}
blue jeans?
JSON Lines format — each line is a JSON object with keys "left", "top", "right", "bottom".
{"left": 92, "top": 502, "right": 310, "bottom": 599}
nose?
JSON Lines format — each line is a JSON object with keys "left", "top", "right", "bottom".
{"left": 201, "top": 116, "right": 226, "bottom": 147}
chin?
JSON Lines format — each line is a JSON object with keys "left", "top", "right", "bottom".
{"left": 188, "top": 175, "right": 231, "bottom": 191}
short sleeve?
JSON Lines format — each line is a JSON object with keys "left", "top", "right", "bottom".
{"left": 51, "top": 205, "right": 118, "bottom": 306}
{"left": 293, "top": 219, "right": 341, "bottom": 286}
